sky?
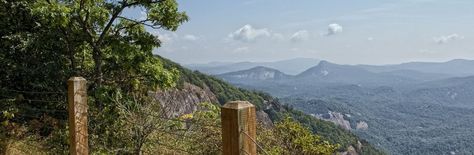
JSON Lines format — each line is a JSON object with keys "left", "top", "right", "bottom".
{"left": 125, "top": 0, "right": 474, "bottom": 65}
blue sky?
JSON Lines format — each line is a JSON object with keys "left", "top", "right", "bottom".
{"left": 126, "top": 0, "right": 474, "bottom": 65}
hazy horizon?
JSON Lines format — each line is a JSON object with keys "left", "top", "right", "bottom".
{"left": 184, "top": 57, "right": 473, "bottom": 66}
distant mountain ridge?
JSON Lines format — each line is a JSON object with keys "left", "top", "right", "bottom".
{"left": 358, "top": 59, "right": 474, "bottom": 77}
{"left": 216, "top": 59, "right": 474, "bottom": 89}
{"left": 186, "top": 57, "right": 320, "bottom": 75}
{"left": 218, "top": 66, "right": 291, "bottom": 81}
{"left": 193, "top": 58, "right": 474, "bottom": 80}
{"left": 295, "top": 60, "right": 414, "bottom": 86}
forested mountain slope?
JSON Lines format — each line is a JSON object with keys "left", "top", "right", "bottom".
{"left": 157, "top": 56, "right": 384, "bottom": 154}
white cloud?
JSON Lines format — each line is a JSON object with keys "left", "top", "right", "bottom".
{"left": 183, "top": 34, "right": 199, "bottom": 41}
{"left": 290, "top": 30, "right": 309, "bottom": 42}
{"left": 434, "top": 34, "right": 463, "bottom": 44}
{"left": 367, "top": 37, "right": 374, "bottom": 41}
{"left": 327, "top": 23, "right": 343, "bottom": 36}
{"left": 228, "top": 24, "right": 271, "bottom": 42}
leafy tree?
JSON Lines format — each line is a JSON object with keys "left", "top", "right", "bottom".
{"left": 29, "top": 0, "right": 188, "bottom": 87}
{"left": 1, "top": 0, "right": 188, "bottom": 99}
{"left": 1, "top": 0, "right": 188, "bottom": 153}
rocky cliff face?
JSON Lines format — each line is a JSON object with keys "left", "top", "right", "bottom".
{"left": 153, "top": 82, "right": 218, "bottom": 117}
{"left": 316, "top": 111, "right": 352, "bottom": 130}
{"left": 153, "top": 82, "right": 274, "bottom": 126}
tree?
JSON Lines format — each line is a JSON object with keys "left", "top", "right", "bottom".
{"left": 1, "top": 0, "right": 188, "bottom": 95}
{"left": 1, "top": 0, "right": 188, "bottom": 153}
{"left": 31, "top": 0, "right": 188, "bottom": 86}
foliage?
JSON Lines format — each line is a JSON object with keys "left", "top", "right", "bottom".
{"left": 258, "top": 117, "right": 338, "bottom": 155}
{"left": 164, "top": 102, "right": 223, "bottom": 154}
{"left": 119, "top": 102, "right": 223, "bottom": 155}
{"left": 87, "top": 89, "right": 165, "bottom": 154}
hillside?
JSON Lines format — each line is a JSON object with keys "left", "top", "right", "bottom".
{"left": 157, "top": 56, "right": 385, "bottom": 154}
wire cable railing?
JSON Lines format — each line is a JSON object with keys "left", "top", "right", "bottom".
{"left": 2, "top": 86, "right": 266, "bottom": 155}
{"left": 142, "top": 111, "right": 222, "bottom": 129}
{"left": 0, "top": 88, "right": 66, "bottom": 94}
{"left": 0, "top": 90, "right": 67, "bottom": 104}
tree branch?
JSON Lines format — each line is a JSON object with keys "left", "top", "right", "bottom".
{"left": 126, "top": 0, "right": 165, "bottom": 7}
{"left": 97, "top": 6, "right": 125, "bottom": 45}
{"left": 97, "top": 0, "right": 165, "bottom": 45}
{"left": 117, "top": 16, "right": 163, "bottom": 29}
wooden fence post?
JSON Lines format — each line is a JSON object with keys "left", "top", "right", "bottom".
{"left": 221, "top": 101, "right": 257, "bottom": 155}
{"left": 68, "top": 77, "right": 88, "bottom": 155}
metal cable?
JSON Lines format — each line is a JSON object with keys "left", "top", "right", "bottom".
{"left": 142, "top": 112, "right": 222, "bottom": 129}
{"left": 0, "top": 88, "right": 66, "bottom": 94}
{"left": 0, "top": 94, "right": 66, "bottom": 103}
{"left": 241, "top": 130, "right": 270, "bottom": 155}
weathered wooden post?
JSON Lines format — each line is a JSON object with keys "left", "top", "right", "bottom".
{"left": 67, "top": 77, "right": 88, "bottom": 155}
{"left": 221, "top": 101, "right": 257, "bottom": 155}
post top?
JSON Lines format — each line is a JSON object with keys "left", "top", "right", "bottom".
{"left": 222, "top": 101, "right": 254, "bottom": 109}
{"left": 68, "top": 77, "right": 87, "bottom": 82}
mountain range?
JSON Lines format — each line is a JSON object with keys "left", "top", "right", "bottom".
{"left": 185, "top": 57, "right": 320, "bottom": 75}
{"left": 208, "top": 58, "right": 474, "bottom": 154}
{"left": 358, "top": 59, "right": 474, "bottom": 77}
{"left": 215, "top": 59, "right": 474, "bottom": 88}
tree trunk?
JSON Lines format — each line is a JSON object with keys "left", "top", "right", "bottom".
{"left": 92, "top": 46, "right": 103, "bottom": 87}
